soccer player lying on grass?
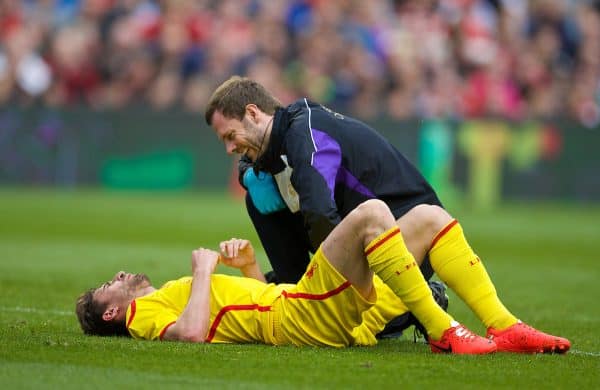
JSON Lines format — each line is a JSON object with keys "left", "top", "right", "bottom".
{"left": 76, "top": 200, "right": 570, "bottom": 354}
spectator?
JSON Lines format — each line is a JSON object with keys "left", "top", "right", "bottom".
{"left": 0, "top": 0, "right": 596, "bottom": 125}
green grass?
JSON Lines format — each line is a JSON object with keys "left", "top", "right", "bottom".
{"left": 0, "top": 188, "right": 599, "bottom": 389}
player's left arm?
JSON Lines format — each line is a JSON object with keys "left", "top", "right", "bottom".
{"left": 161, "top": 248, "right": 218, "bottom": 343}
{"left": 219, "top": 238, "right": 266, "bottom": 282}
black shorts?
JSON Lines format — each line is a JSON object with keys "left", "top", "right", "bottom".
{"left": 420, "top": 254, "right": 434, "bottom": 281}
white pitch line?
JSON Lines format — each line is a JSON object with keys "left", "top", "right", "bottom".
{"left": 570, "top": 349, "right": 600, "bottom": 357}
{"left": 3, "top": 306, "right": 72, "bottom": 316}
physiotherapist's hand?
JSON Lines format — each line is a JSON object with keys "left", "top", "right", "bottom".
{"left": 243, "top": 169, "right": 286, "bottom": 214}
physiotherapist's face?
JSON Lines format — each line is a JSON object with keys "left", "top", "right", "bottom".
{"left": 210, "top": 109, "right": 265, "bottom": 162}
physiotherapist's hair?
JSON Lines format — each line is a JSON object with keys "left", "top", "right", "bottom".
{"left": 76, "top": 289, "right": 130, "bottom": 337}
{"left": 205, "top": 76, "right": 283, "bottom": 125}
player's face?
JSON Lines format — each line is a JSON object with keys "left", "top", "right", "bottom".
{"left": 93, "top": 271, "right": 151, "bottom": 308}
{"left": 211, "top": 109, "right": 265, "bottom": 162}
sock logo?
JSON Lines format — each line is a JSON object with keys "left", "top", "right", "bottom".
{"left": 395, "top": 261, "right": 417, "bottom": 276}
{"left": 469, "top": 257, "right": 481, "bottom": 266}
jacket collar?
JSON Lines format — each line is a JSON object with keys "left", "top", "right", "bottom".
{"left": 254, "top": 107, "right": 288, "bottom": 173}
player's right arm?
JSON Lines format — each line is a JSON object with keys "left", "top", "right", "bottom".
{"left": 161, "top": 248, "right": 218, "bottom": 343}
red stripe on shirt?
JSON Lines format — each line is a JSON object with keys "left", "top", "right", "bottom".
{"left": 126, "top": 299, "right": 137, "bottom": 328}
{"left": 364, "top": 227, "right": 400, "bottom": 256}
{"left": 205, "top": 304, "right": 271, "bottom": 343}
{"left": 159, "top": 321, "right": 176, "bottom": 340}
{"left": 430, "top": 219, "right": 458, "bottom": 248}
{"left": 281, "top": 280, "right": 352, "bottom": 300}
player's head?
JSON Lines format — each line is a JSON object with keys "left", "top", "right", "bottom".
{"left": 75, "top": 271, "right": 152, "bottom": 337}
{"left": 205, "top": 76, "right": 282, "bottom": 161}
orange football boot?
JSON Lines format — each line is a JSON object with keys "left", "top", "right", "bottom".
{"left": 487, "top": 321, "right": 571, "bottom": 354}
{"left": 430, "top": 322, "right": 497, "bottom": 354}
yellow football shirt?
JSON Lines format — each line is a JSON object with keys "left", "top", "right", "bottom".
{"left": 125, "top": 274, "right": 285, "bottom": 343}
{"left": 125, "top": 254, "right": 406, "bottom": 346}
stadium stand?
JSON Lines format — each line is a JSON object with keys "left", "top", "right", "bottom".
{"left": 0, "top": 0, "right": 598, "bottom": 126}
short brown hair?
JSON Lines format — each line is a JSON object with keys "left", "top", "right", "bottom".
{"left": 75, "top": 288, "right": 129, "bottom": 337}
{"left": 205, "top": 76, "right": 283, "bottom": 125}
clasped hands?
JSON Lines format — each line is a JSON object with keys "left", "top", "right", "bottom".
{"left": 191, "top": 238, "right": 257, "bottom": 274}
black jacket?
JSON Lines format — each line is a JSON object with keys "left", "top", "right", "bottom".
{"left": 248, "top": 98, "right": 441, "bottom": 249}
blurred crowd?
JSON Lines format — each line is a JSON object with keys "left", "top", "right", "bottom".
{"left": 0, "top": 0, "right": 599, "bottom": 126}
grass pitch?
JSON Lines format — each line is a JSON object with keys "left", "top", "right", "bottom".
{"left": 0, "top": 189, "right": 599, "bottom": 389}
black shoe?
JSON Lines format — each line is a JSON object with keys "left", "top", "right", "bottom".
{"left": 376, "top": 280, "right": 449, "bottom": 340}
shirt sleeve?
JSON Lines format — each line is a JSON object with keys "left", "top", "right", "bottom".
{"left": 284, "top": 118, "right": 343, "bottom": 248}
{"left": 127, "top": 298, "right": 178, "bottom": 341}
